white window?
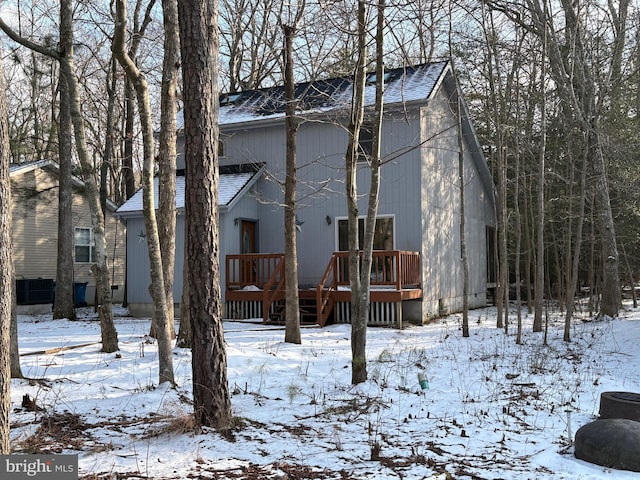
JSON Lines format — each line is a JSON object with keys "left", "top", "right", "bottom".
{"left": 337, "top": 215, "right": 394, "bottom": 251}
{"left": 74, "top": 227, "right": 96, "bottom": 263}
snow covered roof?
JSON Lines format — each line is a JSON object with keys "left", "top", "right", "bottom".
{"left": 9, "top": 159, "right": 52, "bottom": 175}
{"left": 115, "top": 164, "right": 264, "bottom": 217}
{"left": 10, "top": 159, "right": 120, "bottom": 212}
{"left": 176, "top": 61, "right": 450, "bottom": 130}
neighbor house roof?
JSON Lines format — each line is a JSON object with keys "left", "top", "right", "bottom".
{"left": 10, "top": 159, "right": 120, "bottom": 212}
{"left": 176, "top": 61, "right": 450, "bottom": 130}
{"left": 115, "top": 163, "right": 265, "bottom": 218}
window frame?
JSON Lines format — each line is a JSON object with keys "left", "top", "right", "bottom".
{"left": 74, "top": 227, "right": 96, "bottom": 264}
{"left": 335, "top": 215, "right": 395, "bottom": 252}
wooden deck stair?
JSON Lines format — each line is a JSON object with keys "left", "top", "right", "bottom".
{"left": 267, "top": 291, "right": 321, "bottom": 325}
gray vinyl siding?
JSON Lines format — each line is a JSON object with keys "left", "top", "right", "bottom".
{"left": 420, "top": 89, "right": 492, "bottom": 317}
{"left": 220, "top": 112, "right": 426, "bottom": 287}
{"left": 126, "top": 215, "right": 185, "bottom": 307}
{"left": 127, "top": 190, "right": 260, "bottom": 310}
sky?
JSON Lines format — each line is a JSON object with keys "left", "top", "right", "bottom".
{"left": 8, "top": 302, "right": 640, "bottom": 479}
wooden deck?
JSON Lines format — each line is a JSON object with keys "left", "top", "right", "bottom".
{"left": 225, "top": 251, "right": 422, "bottom": 326}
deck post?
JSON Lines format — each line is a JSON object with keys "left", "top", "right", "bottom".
{"left": 396, "top": 301, "right": 402, "bottom": 329}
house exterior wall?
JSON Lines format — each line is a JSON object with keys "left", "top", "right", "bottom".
{"left": 416, "top": 88, "right": 494, "bottom": 321}
{"left": 10, "top": 166, "right": 126, "bottom": 307}
{"left": 125, "top": 186, "right": 260, "bottom": 317}
{"left": 219, "top": 111, "right": 426, "bottom": 287}
{"left": 125, "top": 215, "right": 185, "bottom": 317}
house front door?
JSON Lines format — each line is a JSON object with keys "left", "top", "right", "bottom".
{"left": 240, "top": 220, "right": 258, "bottom": 283}
{"left": 240, "top": 220, "right": 257, "bottom": 254}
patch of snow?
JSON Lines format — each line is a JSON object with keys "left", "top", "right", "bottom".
{"left": 9, "top": 303, "right": 640, "bottom": 479}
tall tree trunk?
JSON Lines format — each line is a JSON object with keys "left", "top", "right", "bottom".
{"left": 178, "top": 0, "right": 232, "bottom": 429}
{"left": 514, "top": 135, "right": 523, "bottom": 345}
{"left": 449, "top": 3, "right": 469, "bottom": 336}
{"left": 456, "top": 91, "right": 470, "bottom": 337}
{"left": 533, "top": 30, "right": 546, "bottom": 333}
{"left": 59, "top": 0, "right": 119, "bottom": 353}
{"left": 53, "top": 68, "right": 75, "bottom": 321}
{"left": 113, "top": 0, "right": 174, "bottom": 385}
{"left": 564, "top": 145, "right": 588, "bottom": 341}
{"left": 523, "top": 176, "right": 533, "bottom": 313}
{"left": 158, "top": 0, "right": 180, "bottom": 341}
{"left": 590, "top": 132, "right": 620, "bottom": 318}
{"left": 358, "top": 0, "right": 385, "bottom": 373}
{"left": 0, "top": 37, "right": 13, "bottom": 453}
{"left": 283, "top": 22, "right": 301, "bottom": 344}
{"left": 347, "top": 0, "right": 368, "bottom": 385}
{"left": 103, "top": 58, "right": 119, "bottom": 204}
{"left": 123, "top": 80, "right": 137, "bottom": 199}
{"left": 482, "top": 6, "right": 507, "bottom": 329}
{"left": 121, "top": 0, "right": 157, "bottom": 201}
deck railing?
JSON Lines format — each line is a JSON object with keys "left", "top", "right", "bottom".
{"left": 316, "top": 250, "right": 421, "bottom": 326}
{"left": 226, "top": 253, "right": 285, "bottom": 322}
{"left": 226, "top": 251, "right": 420, "bottom": 325}
{"left": 226, "top": 253, "right": 285, "bottom": 290}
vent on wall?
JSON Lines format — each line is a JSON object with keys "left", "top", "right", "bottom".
{"left": 16, "top": 279, "right": 55, "bottom": 305}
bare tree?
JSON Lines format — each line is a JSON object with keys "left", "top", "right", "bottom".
{"left": 526, "top": 0, "right": 621, "bottom": 319}
{"left": 282, "top": 2, "right": 305, "bottom": 345}
{"left": 53, "top": 64, "right": 75, "bottom": 321}
{"left": 345, "top": 0, "right": 368, "bottom": 385}
{"left": 0, "top": 37, "right": 12, "bottom": 454}
{"left": 178, "top": 0, "right": 232, "bottom": 429}
{"left": 533, "top": 27, "right": 546, "bottom": 333}
{"left": 283, "top": 24, "right": 301, "bottom": 344}
{"left": 220, "top": 0, "right": 283, "bottom": 92}
{"left": 157, "top": 0, "right": 180, "bottom": 341}
{"left": 113, "top": 0, "right": 174, "bottom": 385}
{"left": 455, "top": 84, "right": 470, "bottom": 337}
{"left": 348, "top": 0, "right": 386, "bottom": 385}
{"left": 122, "top": 0, "right": 157, "bottom": 201}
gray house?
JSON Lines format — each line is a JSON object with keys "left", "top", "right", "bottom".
{"left": 117, "top": 61, "right": 496, "bottom": 325}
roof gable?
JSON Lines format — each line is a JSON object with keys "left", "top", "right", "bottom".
{"left": 116, "top": 163, "right": 264, "bottom": 217}
{"left": 10, "top": 159, "right": 120, "bottom": 212}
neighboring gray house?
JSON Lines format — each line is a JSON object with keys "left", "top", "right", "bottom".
{"left": 117, "top": 61, "right": 496, "bottom": 325}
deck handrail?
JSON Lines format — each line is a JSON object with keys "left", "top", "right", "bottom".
{"left": 262, "top": 258, "right": 285, "bottom": 323}
{"left": 226, "top": 253, "right": 285, "bottom": 290}
{"left": 226, "top": 253, "right": 286, "bottom": 323}
{"left": 316, "top": 254, "right": 338, "bottom": 327}
{"left": 316, "top": 250, "right": 421, "bottom": 326}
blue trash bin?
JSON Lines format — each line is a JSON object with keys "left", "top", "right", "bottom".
{"left": 74, "top": 282, "right": 88, "bottom": 307}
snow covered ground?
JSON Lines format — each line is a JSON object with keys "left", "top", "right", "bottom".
{"left": 8, "top": 302, "right": 640, "bottom": 479}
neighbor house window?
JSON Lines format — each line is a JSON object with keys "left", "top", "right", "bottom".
{"left": 337, "top": 216, "right": 394, "bottom": 251}
{"left": 74, "top": 227, "right": 96, "bottom": 263}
